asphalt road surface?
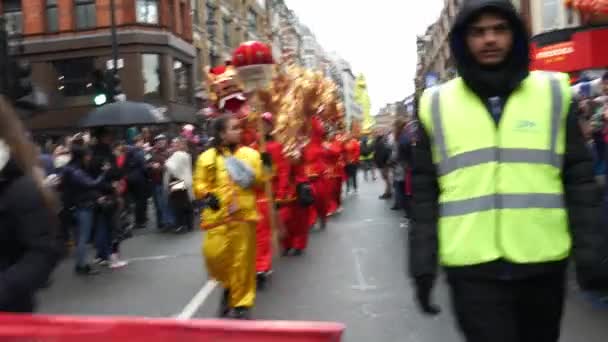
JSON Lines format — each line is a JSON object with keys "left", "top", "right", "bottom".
{"left": 38, "top": 177, "right": 608, "bottom": 341}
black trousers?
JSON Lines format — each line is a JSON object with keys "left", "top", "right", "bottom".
{"left": 128, "top": 184, "right": 148, "bottom": 226}
{"left": 345, "top": 163, "right": 358, "bottom": 191}
{"left": 447, "top": 271, "right": 566, "bottom": 342}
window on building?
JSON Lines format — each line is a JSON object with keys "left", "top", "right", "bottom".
{"left": 541, "top": 0, "right": 560, "bottom": 31}
{"left": 167, "top": 0, "right": 175, "bottom": 30}
{"left": 136, "top": 0, "right": 159, "bottom": 24}
{"left": 54, "top": 58, "right": 96, "bottom": 97}
{"left": 206, "top": 4, "right": 217, "bottom": 41}
{"left": 209, "top": 52, "right": 220, "bottom": 68}
{"left": 174, "top": 60, "right": 192, "bottom": 104}
{"left": 247, "top": 8, "right": 257, "bottom": 33}
{"left": 46, "top": 0, "right": 59, "bottom": 33}
{"left": 566, "top": 6, "right": 576, "bottom": 25}
{"left": 74, "top": 0, "right": 96, "bottom": 30}
{"left": 223, "top": 17, "right": 231, "bottom": 47}
{"left": 142, "top": 54, "right": 161, "bottom": 100}
{"left": 195, "top": 48, "right": 203, "bottom": 82}
{"left": 191, "top": 0, "right": 199, "bottom": 26}
{"left": 180, "top": 2, "right": 187, "bottom": 34}
{"left": 3, "top": 0, "right": 23, "bottom": 36}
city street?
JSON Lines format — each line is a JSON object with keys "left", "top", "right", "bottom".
{"left": 38, "top": 180, "right": 608, "bottom": 341}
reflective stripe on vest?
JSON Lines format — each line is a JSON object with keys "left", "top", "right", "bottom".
{"left": 419, "top": 71, "right": 572, "bottom": 266}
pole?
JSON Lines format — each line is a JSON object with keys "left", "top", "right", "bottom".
{"left": 253, "top": 93, "right": 281, "bottom": 256}
{"left": 0, "top": 17, "right": 8, "bottom": 96}
{"left": 110, "top": 0, "right": 118, "bottom": 75}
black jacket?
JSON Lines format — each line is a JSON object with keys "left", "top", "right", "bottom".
{"left": 409, "top": 0, "right": 604, "bottom": 288}
{"left": 0, "top": 160, "right": 60, "bottom": 312}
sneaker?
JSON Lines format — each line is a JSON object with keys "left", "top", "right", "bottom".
{"left": 335, "top": 207, "right": 343, "bottom": 214}
{"left": 75, "top": 264, "right": 100, "bottom": 276}
{"left": 109, "top": 254, "right": 128, "bottom": 269}
{"left": 93, "top": 258, "right": 109, "bottom": 267}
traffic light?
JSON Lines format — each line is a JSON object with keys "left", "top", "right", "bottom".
{"left": 104, "top": 70, "right": 123, "bottom": 102}
{"left": 10, "top": 60, "right": 33, "bottom": 100}
{"left": 1, "top": 26, "right": 33, "bottom": 101}
{"left": 92, "top": 70, "right": 108, "bottom": 106}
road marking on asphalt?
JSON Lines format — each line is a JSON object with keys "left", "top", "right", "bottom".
{"left": 125, "top": 253, "right": 199, "bottom": 263}
{"left": 126, "top": 255, "right": 174, "bottom": 262}
{"left": 176, "top": 280, "right": 218, "bottom": 320}
{"left": 351, "top": 248, "right": 377, "bottom": 291}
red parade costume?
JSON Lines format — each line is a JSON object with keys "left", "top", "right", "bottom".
{"left": 304, "top": 116, "right": 330, "bottom": 229}
{"left": 324, "top": 136, "right": 345, "bottom": 216}
{"left": 251, "top": 115, "right": 293, "bottom": 273}
{"left": 282, "top": 116, "right": 328, "bottom": 251}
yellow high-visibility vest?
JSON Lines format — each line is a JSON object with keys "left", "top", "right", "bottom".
{"left": 418, "top": 71, "right": 572, "bottom": 267}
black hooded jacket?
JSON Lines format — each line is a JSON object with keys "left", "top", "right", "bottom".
{"left": 409, "top": 0, "right": 604, "bottom": 287}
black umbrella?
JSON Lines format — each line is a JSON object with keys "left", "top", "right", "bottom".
{"left": 80, "top": 101, "right": 170, "bottom": 128}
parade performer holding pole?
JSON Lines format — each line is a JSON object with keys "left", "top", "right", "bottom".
{"left": 252, "top": 112, "right": 292, "bottom": 287}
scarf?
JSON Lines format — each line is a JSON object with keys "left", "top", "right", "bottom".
{"left": 224, "top": 155, "right": 255, "bottom": 189}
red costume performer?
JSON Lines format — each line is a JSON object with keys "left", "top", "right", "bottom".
{"left": 252, "top": 113, "right": 292, "bottom": 280}
{"left": 304, "top": 116, "right": 330, "bottom": 230}
{"left": 344, "top": 136, "right": 361, "bottom": 193}
{"left": 324, "top": 134, "right": 345, "bottom": 216}
{"left": 283, "top": 116, "right": 327, "bottom": 253}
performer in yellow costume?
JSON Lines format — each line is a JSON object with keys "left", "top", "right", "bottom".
{"left": 194, "top": 115, "right": 267, "bottom": 319}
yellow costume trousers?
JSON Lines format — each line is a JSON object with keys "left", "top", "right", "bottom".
{"left": 203, "top": 221, "right": 257, "bottom": 308}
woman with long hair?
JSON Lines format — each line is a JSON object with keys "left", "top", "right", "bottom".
{"left": 0, "top": 96, "right": 60, "bottom": 312}
{"left": 194, "top": 115, "right": 266, "bottom": 319}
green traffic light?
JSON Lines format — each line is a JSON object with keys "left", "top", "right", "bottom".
{"left": 94, "top": 93, "right": 107, "bottom": 105}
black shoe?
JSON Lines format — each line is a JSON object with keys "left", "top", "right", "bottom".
{"left": 282, "top": 248, "right": 292, "bottom": 257}
{"left": 293, "top": 249, "right": 304, "bottom": 256}
{"left": 257, "top": 272, "right": 267, "bottom": 290}
{"left": 390, "top": 206, "right": 400, "bottom": 211}
{"left": 174, "top": 225, "right": 186, "bottom": 233}
{"left": 231, "top": 307, "right": 252, "bottom": 320}
{"left": 75, "top": 264, "right": 99, "bottom": 276}
{"left": 218, "top": 289, "right": 230, "bottom": 318}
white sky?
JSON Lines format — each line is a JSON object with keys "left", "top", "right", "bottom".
{"left": 284, "top": 0, "right": 444, "bottom": 115}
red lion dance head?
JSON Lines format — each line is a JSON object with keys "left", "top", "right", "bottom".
{"left": 206, "top": 64, "right": 248, "bottom": 118}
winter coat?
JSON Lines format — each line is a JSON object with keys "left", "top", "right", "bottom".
{"left": 60, "top": 163, "right": 107, "bottom": 208}
{"left": 0, "top": 151, "right": 60, "bottom": 312}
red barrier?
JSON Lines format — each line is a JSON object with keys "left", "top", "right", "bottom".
{"left": 0, "top": 314, "right": 345, "bottom": 342}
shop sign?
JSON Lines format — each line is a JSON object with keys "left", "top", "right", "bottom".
{"left": 534, "top": 42, "right": 575, "bottom": 64}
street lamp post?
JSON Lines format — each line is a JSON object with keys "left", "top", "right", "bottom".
{"left": 110, "top": 0, "right": 119, "bottom": 75}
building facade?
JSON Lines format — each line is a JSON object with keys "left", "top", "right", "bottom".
{"left": 1, "top": 0, "right": 197, "bottom": 132}
{"left": 329, "top": 54, "right": 361, "bottom": 130}
{"left": 192, "top": 0, "right": 268, "bottom": 92}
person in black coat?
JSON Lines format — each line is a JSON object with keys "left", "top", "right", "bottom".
{"left": 0, "top": 96, "right": 60, "bottom": 312}
{"left": 409, "top": 1, "right": 604, "bottom": 341}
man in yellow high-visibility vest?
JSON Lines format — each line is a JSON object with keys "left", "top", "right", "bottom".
{"left": 409, "top": 1, "right": 605, "bottom": 341}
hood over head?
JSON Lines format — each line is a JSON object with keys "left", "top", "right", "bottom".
{"left": 449, "top": 0, "right": 530, "bottom": 98}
